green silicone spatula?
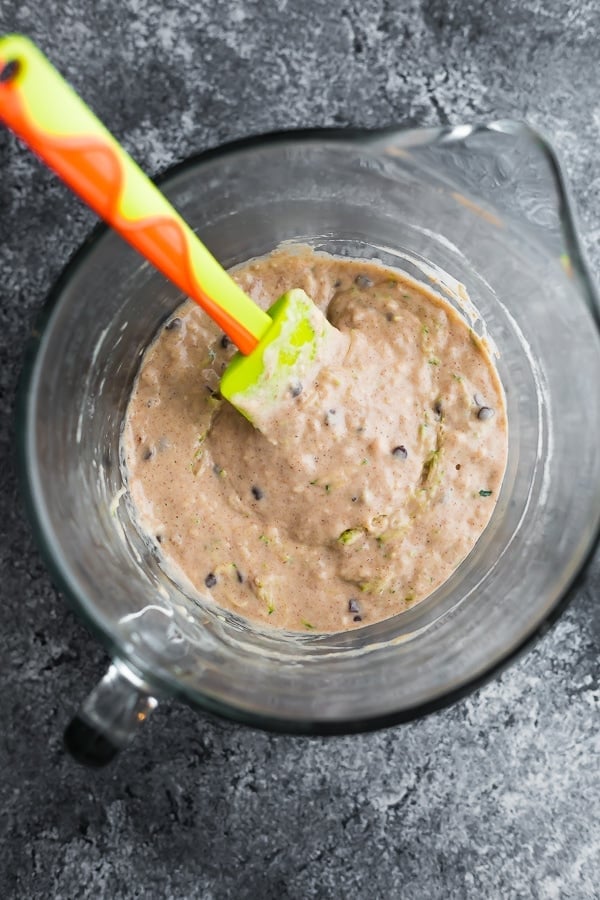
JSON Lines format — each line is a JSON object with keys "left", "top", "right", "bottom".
{"left": 0, "top": 34, "right": 342, "bottom": 425}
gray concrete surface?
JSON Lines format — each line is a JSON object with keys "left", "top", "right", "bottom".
{"left": 1, "top": 1, "right": 599, "bottom": 897}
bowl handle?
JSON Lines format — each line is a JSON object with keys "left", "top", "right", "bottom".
{"left": 64, "top": 660, "right": 159, "bottom": 766}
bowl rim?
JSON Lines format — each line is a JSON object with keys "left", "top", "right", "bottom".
{"left": 15, "top": 121, "right": 600, "bottom": 735}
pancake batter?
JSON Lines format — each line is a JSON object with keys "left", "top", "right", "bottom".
{"left": 124, "top": 247, "right": 507, "bottom": 632}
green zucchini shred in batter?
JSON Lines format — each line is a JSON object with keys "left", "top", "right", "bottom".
{"left": 338, "top": 528, "right": 364, "bottom": 545}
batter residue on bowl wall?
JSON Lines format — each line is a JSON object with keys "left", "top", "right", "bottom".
{"left": 123, "top": 247, "right": 508, "bottom": 633}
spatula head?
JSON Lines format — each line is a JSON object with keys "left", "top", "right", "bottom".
{"left": 220, "top": 288, "right": 343, "bottom": 428}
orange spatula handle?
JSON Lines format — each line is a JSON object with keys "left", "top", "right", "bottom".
{"left": 0, "top": 35, "right": 271, "bottom": 353}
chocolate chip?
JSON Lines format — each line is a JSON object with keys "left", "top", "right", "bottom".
{"left": 156, "top": 534, "right": 163, "bottom": 543}
{"left": 355, "top": 274, "right": 373, "bottom": 288}
{"left": 348, "top": 599, "right": 360, "bottom": 614}
{"left": 351, "top": 496, "right": 358, "bottom": 502}
{"left": 353, "top": 615, "right": 363, "bottom": 622}
{"left": 220, "top": 334, "right": 231, "bottom": 349}
{"left": 251, "top": 486, "right": 264, "bottom": 500}
{"left": 205, "top": 573, "right": 217, "bottom": 588}
{"left": 456, "top": 463, "right": 461, "bottom": 470}
{"left": 477, "top": 406, "right": 495, "bottom": 421}
{"left": 165, "top": 317, "right": 181, "bottom": 331}
{"left": 392, "top": 445, "right": 408, "bottom": 459}
{"left": 0, "top": 59, "right": 20, "bottom": 83}
{"left": 289, "top": 381, "right": 303, "bottom": 398}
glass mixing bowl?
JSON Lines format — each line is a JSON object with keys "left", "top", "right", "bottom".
{"left": 17, "top": 121, "right": 600, "bottom": 764}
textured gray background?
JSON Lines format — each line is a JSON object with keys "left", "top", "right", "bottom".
{"left": 1, "top": 1, "right": 599, "bottom": 898}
